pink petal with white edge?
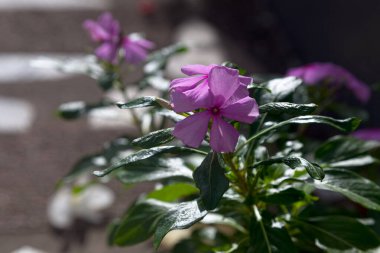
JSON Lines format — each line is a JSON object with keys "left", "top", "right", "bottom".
{"left": 170, "top": 75, "right": 207, "bottom": 92}
{"left": 210, "top": 116, "right": 240, "bottom": 153}
{"left": 181, "top": 64, "right": 217, "bottom": 76}
{"left": 208, "top": 66, "right": 240, "bottom": 107}
{"left": 221, "top": 96, "right": 259, "bottom": 124}
{"left": 173, "top": 111, "right": 211, "bottom": 148}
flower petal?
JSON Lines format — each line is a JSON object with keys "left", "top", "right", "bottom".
{"left": 133, "top": 38, "right": 155, "bottom": 49}
{"left": 208, "top": 66, "right": 240, "bottom": 106}
{"left": 181, "top": 64, "right": 217, "bottom": 76}
{"left": 83, "top": 20, "right": 110, "bottom": 42}
{"left": 95, "top": 43, "right": 118, "bottom": 63}
{"left": 239, "top": 76, "right": 253, "bottom": 86}
{"left": 221, "top": 96, "right": 259, "bottom": 124}
{"left": 123, "top": 41, "right": 147, "bottom": 64}
{"left": 210, "top": 116, "right": 239, "bottom": 153}
{"left": 170, "top": 75, "right": 207, "bottom": 92}
{"left": 171, "top": 81, "right": 212, "bottom": 113}
{"left": 173, "top": 111, "right": 211, "bottom": 148}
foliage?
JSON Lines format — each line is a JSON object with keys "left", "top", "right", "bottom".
{"left": 53, "top": 13, "right": 380, "bottom": 253}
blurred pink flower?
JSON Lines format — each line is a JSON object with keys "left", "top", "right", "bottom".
{"left": 122, "top": 35, "right": 155, "bottom": 64}
{"left": 172, "top": 66, "right": 259, "bottom": 153}
{"left": 353, "top": 128, "right": 380, "bottom": 141}
{"left": 170, "top": 64, "right": 252, "bottom": 113}
{"left": 287, "top": 62, "right": 370, "bottom": 103}
{"left": 83, "top": 12, "right": 121, "bottom": 63}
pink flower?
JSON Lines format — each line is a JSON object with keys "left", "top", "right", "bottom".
{"left": 122, "top": 34, "right": 155, "bottom": 64}
{"left": 286, "top": 62, "right": 370, "bottom": 103}
{"left": 170, "top": 64, "right": 252, "bottom": 113}
{"left": 353, "top": 128, "right": 380, "bottom": 141}
{"left": 83, "top": 12, "right": 121, "bottom": 63}
{"left": 172, "top": 66, "right": 259, "bottom": 153}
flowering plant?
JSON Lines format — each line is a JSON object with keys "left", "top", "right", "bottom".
{"left": 55, "top": 13, "right": 380, "bottom": 253}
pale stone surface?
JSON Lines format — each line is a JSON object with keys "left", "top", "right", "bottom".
{"left": 0, "top": 96, "right": 35, "bottom": 134}
{"left": 0, "top": 54, "right": 97, "bottom": 84}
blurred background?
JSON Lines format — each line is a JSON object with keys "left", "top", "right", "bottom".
{"left": 1, "top": 0, "right": 379, "bottom": 252}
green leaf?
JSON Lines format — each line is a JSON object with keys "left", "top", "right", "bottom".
{"left": 313, "top": 169, "right": 380, "bottom": 211}
{"left": 112, "top": 199, "right": 173, "bottom": 246}
{"left": 262, "top": 76, "right": 303, "bottom": 101}
{"left": 154, "top": 200, "right": 207, "bottom": 249}
{"left": 63, "top": 136, "right": 130, "bottom": 181}
{"left": 202, "top": 214, "right": 247, "bottom": 233}
{"left": 250, "top": 206, "right": 297, "bottom": 253}
{"left": 252, "top": 156, "right": 324, "bottom": 181}
{"left": 94, "top": 146, "right": 205, "bottom": 177}
{"left": 117, "top": 158, "right": 193, "bottom": 184}
{"left": 147, "top": 183, "right": 199, "bottom": 202}
{"left": 239, "top": 116, "right": 360, "bottom": 152}
{"left": 57, "top": 100, "right": 111, "bottom": 120}
{"left": 193, "top": 152, "right": 229, "bottom": 210}
{"left": 329, "top": 155, "right": 379, "bottom": 168}
{"left": 315, "top": 136, "right": 380, "bottom": 163}
{"left": 284, "top": 157, "right": 325, "bottom": 181}
{"left": 116, "top": 96, "right": 171, "bottom": 110}
{"left": 98, "top": 72, "right": 118, "bottom": 91}
{"left": 131, "top": 128, "right": 174, "bottom": 148}
{"left": 259, "top": 102, "right": 317, "bottom": 116}
{"left": 261, "top": 188, "right": 306, "bottom": 205}
{"left": 290, "top": 216, "right": 380, "bottom": 251}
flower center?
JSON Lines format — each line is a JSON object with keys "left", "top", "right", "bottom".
{"left": 210, "top": 107, "right": 220, "bottom": 116}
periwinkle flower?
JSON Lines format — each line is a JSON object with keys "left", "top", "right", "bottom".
{"left": 83, "top": 13, "right": 154, "bottom": 64}
{"left": 122, "top": 34, "right": 155, "bottom": 64}
{"left": 287, "top": 62, "right": 370, "bottom": 103}
{"left": 172, "top": 66, "right": 259, "bottom": 153}
{"left": 170, "top": 64, "right": 252, "bottom": 112}
{"left": 83, "top": 12, "right": 121, "bottom": 63}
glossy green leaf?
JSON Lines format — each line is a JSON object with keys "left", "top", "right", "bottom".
{"left": 239, "top": 116, "right": 360, "bottom": 152}
{"left": 147, "top": 183, "right": 199, "bottom": 202}
{"left": 116, "top": 96, "right": 171, "bottom": 110}
{"left": 98, "top": 72, "right": 118, "bottom": 91}
{"left": 116, "top": 158, "right": 193, "bottom": 184}
{"left": 315, "top": 136, "right": 380, "bottom": 163}
{"left": 284, "top": 157, "right": 324, "bottom": 181}
{"left": 94, "top": 146, "right": 205, "bottom": 177}
{"left": 259, "top": 102, "right": 317, "bottom": 116}
{"left": 193, "top": 152, "right": 229, "bottom": 210}
{"left": 290, "top": 216, "right": 380, "bottom": 251}
{"left": 329, "top": 155, "right": 379, "bottom": 168}
{"left": 261, "top": 188, "right": 306, "bottom": 205}
{"left": 250, "top": 206, "right": 296, "bottom": 253}
{"left": 57, "top": 100, "right": 112, "bottom": 120}
{"left": 313, "top": 169, "right": 380, "bottom": 211}
{"left": 63, "top": 136, "right": 130, "bottom": 181}
{"left": 154, "top": 200, "right": 207, "bottom": 249}
{"left": 252, "top": 156, "right": 324, "bottom": 181}
{"left": 262, "top": 76, "right": 303, "bottom": 101}
{"left": 132, "top": 128, "right": 174, "bottom": 148}
{"left": 112, "top": 199, "right": 173, "bottom": 246}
